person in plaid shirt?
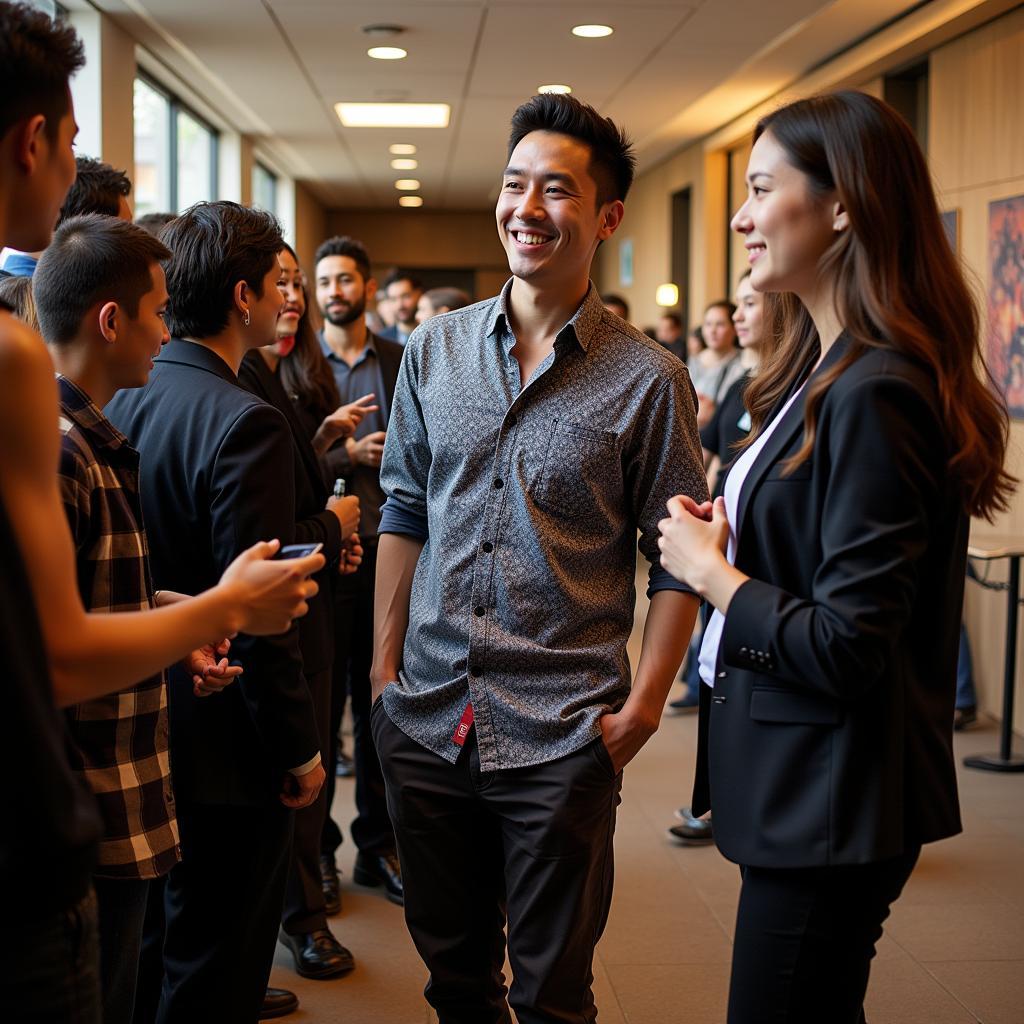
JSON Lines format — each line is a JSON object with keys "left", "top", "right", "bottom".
{"left": 35, "top": 214, "right": 246, "bottom": 1023}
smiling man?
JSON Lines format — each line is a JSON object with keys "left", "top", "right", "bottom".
{"left": 371, "top": 93, "right": 709, "bottom": 1023}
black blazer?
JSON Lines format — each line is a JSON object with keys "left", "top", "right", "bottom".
{"left": 237, "top": 351, "right": 342, "bottom": 675}
{"left": 692, "top": 336, "right": 964, "bottom": 867}
{"left": 106, "top": 339, "right": 319, "bottom": 806}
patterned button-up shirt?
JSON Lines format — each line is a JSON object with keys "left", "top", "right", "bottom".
{"left": 57, "top": 376, "right": 179, "bottom": 879}
{"left": 378, "top": 280, "right": 709, "bottom": 771}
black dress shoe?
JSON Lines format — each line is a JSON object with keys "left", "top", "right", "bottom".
{"left": 259, "top": 988, "right": 298, "bottom": 1020}
{"left": 279, "top": 928, "right": 355, "bottom": 979}
{"left": 319, "top": 854, "right": 342, "bottom": 915}
{"left": 668, "top": 808, "right": 714, "bottom": 846}
{"left": 353, "top": 849, "right": 404, "bottom": 905}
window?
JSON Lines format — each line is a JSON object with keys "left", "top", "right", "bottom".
{"left": 252, "top": 163, "right": 278, "bottom": 214}
{"left": 133, "top": 75, "right": 217, "bottom": 217}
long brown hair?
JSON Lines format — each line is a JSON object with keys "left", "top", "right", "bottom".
{"left": 744, "top": 90, "right": 1014, "bottom": 520}
{"left": 277, "top": 242, "right": 339, "bottom": 420}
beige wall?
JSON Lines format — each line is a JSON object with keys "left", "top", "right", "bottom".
{"left": 930, "top": 6, "right": 1024, "bottom": 732}
{"left": 596, "top": 3, "right": 1024, "bottom": 732}
{"left": 324, "top": 209, "right": 508, "bottom": 300}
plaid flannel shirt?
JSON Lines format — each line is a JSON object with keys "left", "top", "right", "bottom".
{"left": 57, "top": 375, "right": 179, "bottom": 880}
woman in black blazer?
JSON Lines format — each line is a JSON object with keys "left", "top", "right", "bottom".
{"left": 658, "top": 91, "right": 1014, "bottom": 1024}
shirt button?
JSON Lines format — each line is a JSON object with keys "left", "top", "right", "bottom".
{"left": 493, "top": 478, "right": 504, "bottom": 489}
{"left": 474, "top": 606, "right": 485, "bottom": 617}
{"left": 482, "top": 542, "right": 493, "bottom": 553}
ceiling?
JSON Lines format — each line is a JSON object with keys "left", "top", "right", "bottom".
{"left": 94, "top": 0, "right": 926, "bottom": 210}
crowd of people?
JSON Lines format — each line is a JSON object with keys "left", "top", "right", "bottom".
{"left": 1, "top": 3, "right": 1016, "bottom": 1024}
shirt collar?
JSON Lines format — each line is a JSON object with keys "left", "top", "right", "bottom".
{"left": 57, "top": 375, "right": 132, "bottom": 454}
{"left": 485, "top": 277, "right": 603, "bottom": 354}
{"left": 319, "top": 328, "right": 379, "bottom": 366}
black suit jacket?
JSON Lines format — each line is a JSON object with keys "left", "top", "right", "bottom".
{"left": 106, "top": 339, "right": 319, "bottom": 806}
{"left": 692, "top": 336, "right": 964, "bottom": 867}
{"left": 237, "top": 351, "right": 342, "bottom": 674}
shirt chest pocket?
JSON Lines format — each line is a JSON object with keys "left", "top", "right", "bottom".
{"left": 532, "top": 420, "right": 617, "bottom": 521}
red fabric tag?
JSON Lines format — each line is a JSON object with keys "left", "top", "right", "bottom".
{"left": 452, "top": 703, "right": 474, "bottom": 746}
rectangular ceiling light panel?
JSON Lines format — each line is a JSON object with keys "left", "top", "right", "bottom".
{"left": 335, "top": 103, "right": 451, "bottom": 128}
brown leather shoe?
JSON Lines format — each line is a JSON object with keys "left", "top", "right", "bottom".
{"left": 279, "top": 928, "right": 355, "bottom": 979}
{"left": 259, "top": 988, "right": 298, "bottom": 1019}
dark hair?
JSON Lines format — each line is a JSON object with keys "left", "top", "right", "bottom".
{"left": 314, "top": 236, "right": 371, "bottom": 283}
{"left": 160, "top": 202, "right": 282, "bottom": 340}
{"left": 0, "top": 2, "right": 84, "bottom": 142}
{"left": 34, "top": 214, "right": 170, "bottom": 345}
{"left": 659, "top": 312, "right": 682, "bottom": 328}
{"left": 744, "top": 90, "right": 1014, "bottom": 519}
{"left": 423, "top": 286, "right": 470, "bottom": 314}
{"left": 689, "top": 326, "right": 705, "bottom": 350}
{"left": 277, "top": 242, "right": 340, "bottom": 420}
{"left": 0, "top": 274, "right": 39, "bottom": 332}
{"left": 603, "top": 293, "right": 630, "bottom": 319}
{"left": 56, "top": 156, "right": 131, "bottom": 225}
{"left": 704, "top": 299, "right": 737, "bottom": 319}
{"left": 382, "top": 270, "right": 422, "bottom": 294}
{"left": 135, "top": 211, "right": 176, "bottom": 238}
{"left": 507, "top": 93, "right": 636, "bottom": 206}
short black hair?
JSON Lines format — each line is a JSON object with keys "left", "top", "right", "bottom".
{"left": 423, "top": 287, "right": 471, "bottom": 313}
{"left": 57, "top": 156, "right": 131, "bottom": 225}
{"left": 704, "top": 299, "right": 737, "bottom": 318}
{"left": 34, "top": 214, "right": 171, "bottom": 345}
{"left": 160, "top": 201, "right": 282, "bottom": 340}
{"left": 382, "top": 270, "right": 422, "bottom": 294}
{"left": 507, "top": 94, "right": 635, "bottom": 206}
{"left": 603, "top": 293, "right": 630, "bottom": 319}
{"left": 0, "top": 3, "right": 84, "bottom": 143}
{"left": 659, "top": 312, "right": 682, "bottom": 328}
{"left": 135, "top": 211, "right": 177, "bottom": 238}
{"left": 314, "top": 236, "right": 371, "bottom": 283}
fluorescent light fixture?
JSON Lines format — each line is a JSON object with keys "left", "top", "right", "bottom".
{"left": 656, "top": 283, "right": 679, "bottom": 307}
{"left": 389, "top": 143, "right": 417, "bottom": 155}
{"left": 367, "top": 46, "right": 407, "bottom": 60}
{"left": 394, "top": 179, "right": 421, "bottom": 190}
{"left": 399, "top": 196, "right": 424, "bottom": 208}
{"left": 335, "top": 103, "right": 450, "bottom": 128}
{"left": 390, "top": 158, "right": 418, "bottom": 170}
{"left": 572, "top": 24, "right": 613, "bottom": 38}
{"left": 538, "top": 84, "right": 572, "bottom": 95}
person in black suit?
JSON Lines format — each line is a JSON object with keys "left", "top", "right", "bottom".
{"left": 106, "top": 202, "right": 333, "bottom": 1024}
{"left": 238, "top": 241, "right": 369, "bottom": 983}
{"left": 658, "top": 91, "right": 1015, "bottom": 1024}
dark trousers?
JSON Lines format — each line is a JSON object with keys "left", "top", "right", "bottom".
{"left": 3, "top": 887, "right": 100, "bottom": 1023}
{"left": 728, "top": 847, "right": 921, "bottom": 1024}
{"left": 156, "top": 801, "right": 293, "bottom": 1024}
{"left": 131, "top": 879, "right": 165, "bottom": 1024}
{"left": 323, "top": 545, "right": 394, "bottom": 857}
{"left": 94, "top": 876, "right": 151, "bottom": 1024}
{"left": 373, "top": 703, "right": 621, "bottom": 1024}
{"left": 282, "top": 666, "right": 331, "bottom": 934}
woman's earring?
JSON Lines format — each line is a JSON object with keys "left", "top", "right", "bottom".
{"left": 243, "top": 310, "right": 250, "bottom": 327}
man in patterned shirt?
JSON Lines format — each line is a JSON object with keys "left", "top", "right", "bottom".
{"left": 35, "top": 214, "right": 241, "bottom": 1023}
{"left": 371, "top": 94, "right": 709, "bottom": 1022}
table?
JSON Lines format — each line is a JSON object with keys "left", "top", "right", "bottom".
{"left": 963, "top": 534, "right": 1024, "bottom": 772}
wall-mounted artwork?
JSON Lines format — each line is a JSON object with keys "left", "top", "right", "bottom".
{"left": 941, "top": 209, "right": 960, "bottom": 253}
{"left": 987, "top": 195, "right": 1024, "bottom": 419}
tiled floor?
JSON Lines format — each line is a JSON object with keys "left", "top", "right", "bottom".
{"left": 273, "top": 590, "right": 1024, "bottom": 1022}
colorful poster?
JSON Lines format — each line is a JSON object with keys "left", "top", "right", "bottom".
{"left": 988, "top": 196, "right": 1024, "bottom": 418}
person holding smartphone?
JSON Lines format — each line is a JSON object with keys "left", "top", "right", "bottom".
{"left": 658, "top": 91, "right": 1014, "bottom": 1023}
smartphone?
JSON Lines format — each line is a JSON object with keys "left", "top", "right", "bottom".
{"left": 273, "top": 542, "right": 323, "bottom": 560}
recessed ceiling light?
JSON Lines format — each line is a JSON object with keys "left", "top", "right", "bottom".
{"left": 368, "top": 46, "right": 407, "bottom": 60}
{"left": 538, "top": 84, "right": 572, "bottom": 95}
{"left": 395, "top": 179, "right": 421, "bottom": 190}
{"left": 389, "top": 143, "right": 417, "bottom": 155}
{"left": 335, "top": 103, "right": 450, "bottom": 128}
{"left": 572, "top": 24, "right": 613, "bottom": 38}
{"left": 391, "top": 158, "right": 418, "bottom": 170}
{"left": 399, "top": 196, "right": 424, "bottom": 208}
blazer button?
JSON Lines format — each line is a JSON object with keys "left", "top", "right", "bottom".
{"left": 739, "top": 646, "right": 749, "bottom": 655}
{"left": 712, "top": 695, "right": 727, "bottom": 704}
{"left": 717, "top": 671, "right": 727, "bottom": 679}
{"left": 474, "top": 606, "right": 485, "bottom": 617}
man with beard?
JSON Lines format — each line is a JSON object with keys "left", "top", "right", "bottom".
{"left": 314, "top": 236, "right": 406, "bottom": 909}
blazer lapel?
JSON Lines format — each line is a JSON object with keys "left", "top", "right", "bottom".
{"left": 733, "top": 334, "right": 852, "bottom": 538}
